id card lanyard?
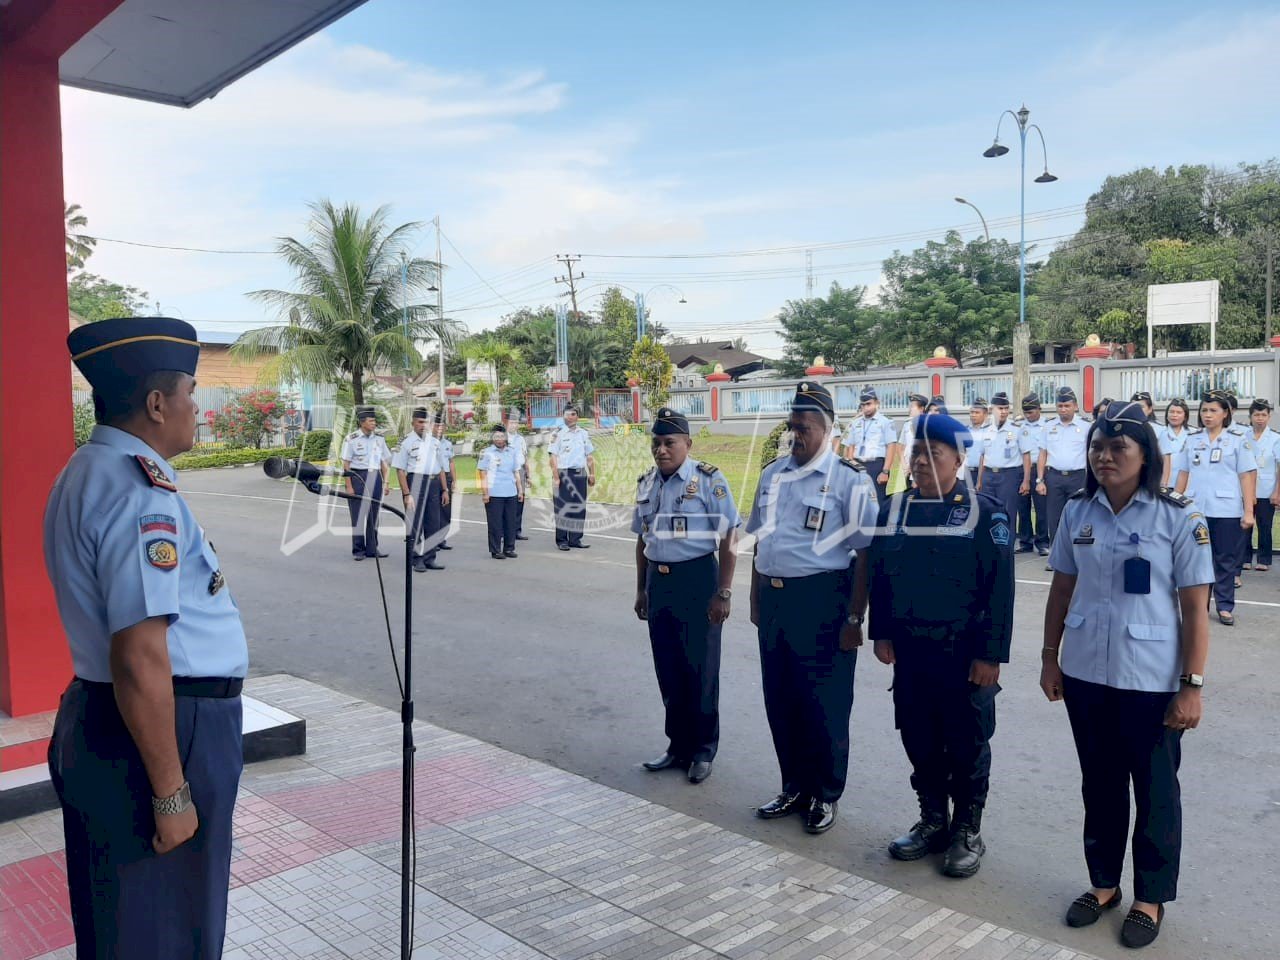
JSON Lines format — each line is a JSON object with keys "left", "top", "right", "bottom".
{"left": 1123, "top": 531, "right": 1151, "bottom": 595}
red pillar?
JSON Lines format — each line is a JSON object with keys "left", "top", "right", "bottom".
{"left": 1, "top": 0, "right": 126, "bottom": 716}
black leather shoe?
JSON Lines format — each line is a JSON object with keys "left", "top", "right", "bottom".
{"left": 569, "top": 542, "right": 590, "bottom": 549}
{"left": 516, "top": 534, "right": 529, "bottom": 540}
{"left": 941, "top": 807, "right": 986, "bottom": 877}
{"left": 642, "top": 752, "right": 679, "bottom": 771}
{"left": 367, "top": 551, "right": 389, "bottom": 559}
{"left": 804, "top": 798, "right": 837, "bottom": 834}
{"left": 439, "top": 543, "right": 452, "bottom": 550}
{"left": 756, "top": 792, "right": 804, "bottom": 819}
{"left": 687, "top": 760, "right": 712, "bottom": 784}
{"left": 557, "top": 543, "right": 571, "bottom": 551}
{"left": 423, "top": 559, "right": 445, "bottom": 571}
{"left": 503, "top": 550, "right": 518, "bottom": 558}
{"left": 491, "top": 552, "right": 505, "bottom": 560}
{"left": 352, "top": 554, "right": 365, "bottom": 561}
{"left": 1120, "top": 904, "right": 1164, "bottom": 948}
{"left": 412, "top": 561, "right": 427, "bottom": 573}
{"left": 1015, "top": 544, "right": 1034, "bottom": 554}
{"left": 888, "top": 798, "right": 950, "bottom": 861}
{"left": 1065, "top": 890, "right": 1121, "bottom": 928}
{"left": 1037, "top": 546, "right": 1049, "bottom": 556}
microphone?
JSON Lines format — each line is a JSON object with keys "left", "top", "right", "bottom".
{"left": 262, "top": 457, "right": 346, "bottom": 483}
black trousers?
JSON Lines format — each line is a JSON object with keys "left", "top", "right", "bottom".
{"left": 982, "top": 467, "right": 1020, "bottom": 522}
{"left": 891, "top": 641, "right": 997, "bottom": 812}
{"left": 347, "top": 468, "right": 383, "bottom": 557}
{"left": 863, "top": 457, "right": 887, "bottom": 504}
{"left": 1062, "top": 675, "right": 1182, "bottom": 903}
{"left": 756, "top": 569, "right": 856, "bottom": 803}
{"left": 407, "top": 475, "right": 443, "bottom": 565}
{"left": 485, "top": 496, "right": 518, "bottom": 554}
{"left": 1018, "top": 484, "right": 1049, "bottom": 549}
{"left": 1248, "top": 498, "right": 1275, "bottom": 566}
{"left": 440, "top": 475, "right": 453, "bottom": 543}
{"left": 1045, "top": 469, "right": 1086, "bottom": 542}
{"left": 1206, "top": 516, "right": 1243, "bottom": 612}
{"left": 554, "top": 468, "right": 589, "bottom": 546}
{"left": 48, "top": 680, "right": 243, "bottom": 960}
{"left": 516, "top": 466, "right": 529, "bottom": 535}
{"left": 646, "top": 553, "right": 721, "bottom": 763}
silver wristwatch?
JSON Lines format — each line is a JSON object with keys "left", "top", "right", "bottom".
{"left": 716, "top": 588, "right": 732, "bottom": 601}
{"left": 846, "top": 612, "right": 865, "bottom": 626}
{"left": 152, "top": 780, "right": 192, "bottom": 816}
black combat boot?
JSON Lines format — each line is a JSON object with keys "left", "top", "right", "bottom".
{"left": 941, "top": 805, "right": 986, "bottom": 878}
{"left": 888, "top": 795, "right": 950, "bottom": 861}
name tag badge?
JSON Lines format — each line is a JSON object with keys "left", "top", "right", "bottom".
{"left": 1123, "top": 555, "right": 1152, "bottom": 595}
{"left": 1192, "top": 453, "right": 1201, "bottom": 466}
{"left": 805, "top": 505, "right": 825, "bottom": 531}
{"left": 1210, "top": 448, "right": 1222, "bottom": 464}
{"left": 671, "top": 516, "right": 688, "bottom": 539}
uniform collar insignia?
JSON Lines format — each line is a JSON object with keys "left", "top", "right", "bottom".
{"left": 134, "top": 455, "right": 177, "bottom": 491}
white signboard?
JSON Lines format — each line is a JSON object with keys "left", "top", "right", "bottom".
{"left": 1147, "top": 280, "right": 1219, "bottom": 355}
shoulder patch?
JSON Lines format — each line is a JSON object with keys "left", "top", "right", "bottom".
{"left": 839, "top": 457, "right": 866, "bottom": 471}
{"left": 696, "top": 461, "right": 718, "bottom": 476}
{"left": 347, "top": 431, "right": 361, "bottom": 440}
{"left": 1159, "top": 487, "right": 1191, "bottom": 508}
{"left": 145, "top": 538, "right": 179, "bottom": 570}
{"left": 133, "top": 455, "right": 177, "bottom": 491}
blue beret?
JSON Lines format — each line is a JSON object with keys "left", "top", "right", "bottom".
{"left": 792, "top": 381, "right": 834, "bottom": 417}
{"left": 355, "top": 405, "right": 376, "bottom": 420}
{"left": 1093, "top": 400, "right": 1153, "bottom": 444}
{"left": 1056, "top": 387, "right": 1077, "bottom": 404}
{"left": 991, "top": 392, "right": 1011, "bottom": 407}
{"left": 68, "top": 317, "right": 198, "bottom": 395}
{"left": 412, "top": 407, "right": 429, "bottom": 419}
{"left": 652, "top": 407, "right": 689, "bottom": 436}
{"left": 917, "top": 413, "right": 972, "bottom": 451}
{"left": 970, "top": 397, "right": 989, "bottom": 411}
{"left": 859, "top": 387, "right": 878, "bottom": 403}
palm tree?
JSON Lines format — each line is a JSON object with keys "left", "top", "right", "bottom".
{"left": 462, "top": 335, "right": 522, "bottom": 386}
{"left": 568, "top": 326, "right": 625, "bottom": 411}
{"left": 235, "top": 200, "right": 463, "bottom": 405}
{"left": 65, "top": 203, "right": 96, "bottom": 272}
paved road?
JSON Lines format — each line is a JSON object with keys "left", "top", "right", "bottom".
{"left": 189, "top": 465, "right": 1280, "bottom": 960}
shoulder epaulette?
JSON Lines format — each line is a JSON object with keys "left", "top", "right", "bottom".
{"left": 133, "top": 455, "right": 177, "bottom": 492}
{"left": 1159, "top": 487, "right": 1192, "bottom": 508}
{"left": 347, "top": 431, "right": 360, "bottom": 440}
{"left": 839, "top": 457, "right": 866, "bottom": 472}
{"left": 696, "top": 461, "right": 718, "bottom": 476}
{"left": 638, "top": 467, "right": 656, "bottom": 483}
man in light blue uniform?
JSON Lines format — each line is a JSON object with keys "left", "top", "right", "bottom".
{"left": 749, "top": 381, "right": 879, "bottom": 835}
{"left": 550, "top": 405, "right": 596, "bottom": 550}
{"left": 477, "top": 424, "right": 524, "bottom": 558}
{"left": 436, "top": 419, "right": 456, "bottom": 549}
{"left": 633, "top": 408, "right": 740, "bottom": 784}
{"left": 506, "top": 408, "right": 531, "bottom": 540}
{"left": 341, "top": 406, "right": 392, "bottom": 560}
{"left": 392, "top": 407, "right": 449, "bottom": 572}
{"left": 1016, "top": 393, "right": 1049, "bottom": 554}
{"left": 966, "top": 398, "right": 993, "bottom": 489}
{"left": 840, "top": 387, "right": 897, "bottom": 503}
{"left": 1246, "top": 399, "right": 1279, "bottom": 570}
{"left": 45, "top": 317, "right": 249, "bottom": 959}
{"left": 979, "top": 392, "right": 1023, "bottom": 525}
{"left": 1036, "top": 387, "right": 1090, "bottom": 566}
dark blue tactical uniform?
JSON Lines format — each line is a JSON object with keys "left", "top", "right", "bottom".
{"left": 869, "top": 413, "right": 1014, "bottom": 877}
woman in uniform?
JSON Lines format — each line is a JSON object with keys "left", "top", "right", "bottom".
{"left": 1041, "top": 400, "right": 1212, "bottom": 950}
{"left": 1244, "top": 399, "right": 1279, "bottom": 572}
{"left": 477, "top": 424, "right": 524, "bottom": 559}
{"left": 1174, "top": 390, "right": 1256, "bottom": 625}
{"left": 1157, "top": 399, "right": 1192, "bottom": 487}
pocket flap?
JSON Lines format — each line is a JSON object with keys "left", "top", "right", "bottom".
{"left": 1064, "top": 612, "right": 1086, "bottom": 628}
{"left": 1127, "top": 623, "right": 1168, "bottom": 641}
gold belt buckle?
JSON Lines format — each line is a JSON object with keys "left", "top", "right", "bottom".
{"left": 657, "top": 564, "right": 671, "bottom": 574}
{"left": 770, "top": 577, "right": 784, "bottom": 589}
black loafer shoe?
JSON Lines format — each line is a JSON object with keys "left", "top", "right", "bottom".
{"left": 491, "top": 552, "right": 505, "bottom": 560}
{"left": 352, "top": 554, "right": 365, "bottom": 561}
{"left": 642, "top": 752, "right": 679, "bottom": 771}
{"left": 557, "top": 543, "right": 571, "bottom": 551}
{"left": 1120, "top": 905, "right": 1163, "bottom": 948}
{"left": 503, "top": 550, "right": 518, "bottom": 558}
{"left": 438, "top": 543, "right": 453, "bottom": 550}
{"left": 756, "top": 792, "right": 804, "bottom": 819}
{"left": 367, "top": 552, "right": 389, "bottom": 559}
{"left": 423, "top": 560, "right": 445, "bottom": 571}
{"left": 1015, "top": 544, "right": 1034, "bottom": 554}
{"left": 804, "top": 799, "right": 837, "bottom": 834}
{"left": 569, "top": 543, "right": 590, "bottom": 549}
{"left": 687, "top": 760, "right": 712, "bottom": 784}
{"left": 1066, "top": 890, "right": 1121, "bottom": 928}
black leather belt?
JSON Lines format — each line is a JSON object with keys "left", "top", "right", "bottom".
{"left": 79, "top": 676, "right": 243, "bottom": 698}
{"left": 762, "top": 569, "right": 845, "bottom": 589}
{"left": 654, "top": 554, "right": 714, "bottom": 574}
{"left": 1049, "top": 468, "right": 1084, "bottom": 476}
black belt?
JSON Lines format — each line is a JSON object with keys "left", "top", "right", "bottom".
{"left": 985, "top": 466, "right": 1015, "bottom": 474}
{"left": 761, "top": 569, "right": 845, "bottom": 589}
{"left": 1048, "top": 468, "right": 1084, "bottom": 476}
{"left": 652, "top": 553, "right": 715, "bottom": 574}
{"left": 78, "top": 676, "right": 243, "bottom": 699}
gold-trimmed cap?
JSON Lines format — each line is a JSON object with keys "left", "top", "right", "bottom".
{"left": 68, "top": 317, "right": 198, "bottom": 393}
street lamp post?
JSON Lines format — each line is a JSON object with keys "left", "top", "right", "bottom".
{"left": 982, "top": 104, "right": 1057, "bottom": 400}
{"left": 954, "top": 197, "right": 990, "bottom": 242}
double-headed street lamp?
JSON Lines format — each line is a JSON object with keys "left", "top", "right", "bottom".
{"left": 578, "top": 282, "right": 688, "bottom": 340}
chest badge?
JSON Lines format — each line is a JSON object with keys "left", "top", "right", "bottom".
{"left": 1073, "top": 523, "right": 1095, "bottom": 545}
{"left": 209, "top": 570, "right": 226, "bottom": 595}
{"left": 685, "top": 480, "right": 699, "bottom": 497}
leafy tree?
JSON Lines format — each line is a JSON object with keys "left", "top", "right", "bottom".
{"left": 625, "top": 335, "right": 673, "bottom": 412}
{"left": 207, "top": 389, "right": 282, "bottom": 449}
{"left": 499, "top": 361, "right": 548, "bottom": 413}
{"left": 68, "top": 273, "right": 151, "bottom": 321}
{"left": 776, "top": 282, "right": 887, "bottom": 375}
{"left": 235, "top": 200, "right": 463, "bottom": 404}
{"left": 462, "top": 335, "right": 522, "bottom": 385}
{"left": 568, "top": 325, "right": 626, "bottom": 406}
{"left": 65, "top": 203, "right": 96, "bottom": 272}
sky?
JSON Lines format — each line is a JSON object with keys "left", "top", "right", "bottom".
{"left": 61, "top": 0, "right": 1280, "bottom": 359}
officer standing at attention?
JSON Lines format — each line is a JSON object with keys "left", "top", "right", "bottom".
{"left": 45, "top": 317, "right": 248, "bottom": 958}
{"left": 979, "top": 392, "right": 1023, "bottom": 522}
{"left": 506, "top": 408, "right": 531, "bottom": 540}
{"left": 1245, "top": 399, "right": 1279, "bottom": 572}
{"left": 966, "top": 398, "right": 992, "bottom": 488}
{"left": 1016, "top": 393, "right": 1050, "bottom": 554}
{"left": 1036, "top": 387, "right": 1090, "bottom": 568}
{"left": 1157, "top": 400, "right": 1195, "bottom": 488}
{"left": 1041, "top": 401, "right": 1212, "bottom": 949}
{"left": 392, "top": 407, "right": 449, "bottom": 572}
{"left": 550, "top": 404, "right": 596, "bottom": 550}
{"left": 748, "top": 381, "right": 879, "bottom": 834}
{"left": 633, "top": 408, "right": 740, "bottom": 784}
{"left": 435, "top": 417, "right": 456, "bottom": 550}
{"left": 341, "top": 406, "right": 392, "bottom": 560}
{"left": 840, "top": 387, "right": 897, "bottom": 503}
{"left": 892, "top": 394, "right": 930, "bottom": 493}
{"left": 868, "top": 413, "right": 1014, "bottom": 878}
{"left": 477, "top": 424, "right": 525, "bottom": 559}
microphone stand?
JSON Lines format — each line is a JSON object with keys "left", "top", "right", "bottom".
{"left": 294, "top": 479, "right": 417, "bottom": 960}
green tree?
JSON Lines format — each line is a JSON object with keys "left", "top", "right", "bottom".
{"left": 235, "top": 200, "right": 463, "bottom": 405}
{"left": 67, "top": 273, "right": 151, "bottom": 321}
{"left": 499, "top": 361, "right": 547, "bottom": 413}
{"left": 625, "top": 335, "right": 673, "bottom": 412}
{"left": 462, "top": 335, "right": 522, "bottom": 385}
{"left": 65, "top": 202, "right": 96, "bottom": 272}
{"left": 777, "top": 282, "right": 888, "bottom": 375}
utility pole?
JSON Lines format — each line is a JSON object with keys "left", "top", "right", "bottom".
{"left": 805, "top": 249, "right": 814, "bottom": 299}
{"left": 435, "top": 216, "right": 445, "bottom": 407}
{"left": 554, "top": 254, "right": 584, "bottom": 320}
{"left": 1267, "top": 234, "right": 1274, "bottom": 344}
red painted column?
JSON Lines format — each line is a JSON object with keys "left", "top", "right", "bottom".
{"left": 705, "top": 369, "right": 730, "bottom": 423}
{"left": 0, "top": 49, "right": 74, "bottom": 715}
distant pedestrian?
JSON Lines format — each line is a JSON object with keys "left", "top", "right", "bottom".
{"left": 979, "top": 393, "right": 1022, "bottom": 522}
{"left": 1244, "top": 399, "right": 1279, "bottom": 572}
{"left": 839, "top": 387, "right": 897, "bottom": 503}
{"left": 436, "top": 418, "right": 456, "bottom": 550}
{"left": 392, "top": 408, "right": 448, "bottom": 572}
{"left": 966, "top": 398, "right": 992, "bottom": 489}
{"left": 1036, "top": 387, "right": 1089, "bottom": 569}
{"left": 341, "top": 406, "right": 392, "bottom": 561}
{"left": 1157, "top": 399, "right": 1194, "bottom": 488}
{"left": 478, "top": 425, "right": 524, "bottom": 559}
{"left": 551, "top": 405, "right": 596, "bottom": 550}
{"left": 1017, "top": 393, "right": 1050, "bottom": 555}
{"left": 507, "top": 409, "right": 531, "bottom": 540}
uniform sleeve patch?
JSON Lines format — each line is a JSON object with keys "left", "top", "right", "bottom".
{"left": 139, "top": 514, "right": 177, "bottom": 535}
{"left": 145, "top": 539, "right": 179, "bottom": 570}
{"left": 712, "top": 483, "right": 729, "bottom": 500}
{"left": 989, "top": 520, "right": 1011, "bottom": 546}
{"left": 1192, "top": 520, "right": 1210, "bottom": 546}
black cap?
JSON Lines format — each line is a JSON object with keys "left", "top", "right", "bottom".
{"left": 792, "top": 381, "right": 835, "bottom": 417}
{"left": 1055, "top": 387, "right": 1077, "bottom": 404}
{"left": 563, "top": 404, "right": 578, "bottom": 415}
{"left": 431, "top": 412, "right": 445, "bottom": 425}
{"left": 908, "top": 393, "right": 929, "bottom": 407}
{"left": 491, "top": 423, "right": 507, "bottom": 433}
{"left": 991, "top": 392, "right": 1011, "bottom": 407}
{"left": 355, "top": 405, "right": 376, "bottom": 421}
{"left": 1095, "top": 401, "right": 1151, "bottom": 443}
{"left": 652, "top": 407, "right": 690, "bottom": 436}
{"left": 412, "top": 406, "right": 429, "bottom": 419}
{"left": 68, "top": 317, "right": 199, "bottom": 395}
{"left": 859, "top": 387, "right": 878, "bottom": 404}
{"left": 1131, "top": 391, "right": 1153, "bottom": 404}
{"left": 1021, "top": 393, "right": 1041, "bottom": 411}
{"left": 970, "top": 397, "right": 989, "bottom": 411}
{"left": 1250, "top": 398, "right": 1273, "bottom": 412}
{"left": 1202, "top": 389, "right": 1232, "bottom": 406}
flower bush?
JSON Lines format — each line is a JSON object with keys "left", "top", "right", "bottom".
{"left": 208, "top": 389, "right": 282, "bottom": 449}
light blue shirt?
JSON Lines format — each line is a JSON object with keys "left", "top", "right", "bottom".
{"left": 630, "top": 458, "right": 741, "bottom": 562}
{"left": 1017, "top": 416, "right": 1046, "bottom": 460}
{"left": 841, "top": 412, "right": 897, "bottom": 460}
{"left": 478, "top": 444, "right": 521, "bottom": 497}
{"left": 551, "top": 425, "right": 594, "bottom": 469}
{"left": 43, "top": 426, "right": 249, "bottom": 683}
{"left": 1157, "top": 424, "right": 1194, "bottom": 460}
{"left": 440, "top": 437, "right": 455, "bottom": 470}
{"left": 965, "top": 421, "right": 993, "bottom": 468}
{"left": 747, "top": 450, "right": 878, "bottom": 577}
{"left": 1175, "top": 428, "right": 1258, "bottom": 517}
{"left": 1040, "top": 415, "right": 1089, "bottom": 471}
{"left": 507, "top": 430, "right": 528, "bottom": 471}
{"left": 980, "top": 417, "right": 1023, "bottom": 469}
{"left": 1049, "top": 488, "right": 1213, "bottom": 693}
{"left": 1251, "top": 428, "right": 1280, "bottom": 499}
{"left": 341, "top": 429, "right": 392, "bottom": 470}
{"left": 391, "top": 432, "right": 444, "bottom": 476}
